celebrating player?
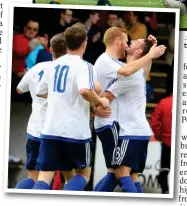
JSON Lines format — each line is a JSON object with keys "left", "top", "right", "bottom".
{"left": 32, "top": 23, "right": 110, "bottom": 191}
{"left": 15, "top": 33, "right": 67, "bottom": 189}
{"left": 93, "top": 27, "right": 166, "bottom": 192}
{"left": 104, "top": 36, "right": 158, "bottom": 193}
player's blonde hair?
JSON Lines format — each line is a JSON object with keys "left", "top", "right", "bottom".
{"left": 103, "top": 27, "right": 126, "bottom": 46}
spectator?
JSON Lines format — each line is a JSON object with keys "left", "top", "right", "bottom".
{"left": 12, "top": 19, "right": 39, "bottom": 77}
{"left": 25, "top": 38, "right": 43, "bottom": 69}
{"left": 127, "top": 11, "right": 147, "bottom": 40}
{"left": 150, "top": 94, "right": 173, "bottom": 194}
{"left": 144, "top": 12, "right": 158, "bottom": 35}
{"left": 107, "top": 12, "right": 119, "bottom": 28}
{"left": 106, "top": 11, "right": 127, "bottom": 32}
{"left": 36, "top": 33, "right": 52, "bottom": 64}
{"left": 51, "top": 9, "right": 73, "bottom": 36}
{"left": 83, "top": 11, "right": 104, "bottom": 64}
{"left": 11, "top": 19, "right": 39, "bottom": 101}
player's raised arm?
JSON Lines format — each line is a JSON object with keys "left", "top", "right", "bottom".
{"left": 143, "top": 35, "right": 157, "bottom": 78}
{"left": 118, "top": 44, "right": 166, "bottom": 76}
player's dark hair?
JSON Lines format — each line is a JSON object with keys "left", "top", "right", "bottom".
{"left": 50, "top": 33, "right": 67, "bottom": 58}
{"left": 141, "top": 39, "right": 154, "bottom": 56}
{"left": 64, "top": 22, "right": 87, "bottom": 50}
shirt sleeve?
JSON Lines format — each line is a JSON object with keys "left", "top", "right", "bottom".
{"left": 76, "top": 62, "right": 95, "bottom": 91}
{"left": 105, "top": 58, "right": 123, "bottom": 80}
{"left": 17, "top": 71, "right": 30, "bottom": 93}
{"left": 107, "top": 75, "right": 133, "bottom": 97}
{"left": 36, "top": 70, "right": 49, "bottom": 95}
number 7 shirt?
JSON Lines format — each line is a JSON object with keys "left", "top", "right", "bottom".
{"left": 38, "top": 54, "right": 95, "bottom": 143}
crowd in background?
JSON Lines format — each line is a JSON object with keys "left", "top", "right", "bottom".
{"left": 11, "top": 9, "right": 175, "bottom": 102}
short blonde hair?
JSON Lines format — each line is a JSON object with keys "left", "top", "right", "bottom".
{"left": 104, "top": 27, "right": 126, "bottom": 46}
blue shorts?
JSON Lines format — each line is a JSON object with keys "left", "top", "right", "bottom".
{"left": 96, "top": 122, "right": 119, "bottom": 168}
{"left": 26, "top": 139, "right": 40, "bottom": 170}
{"left": 115, "top": 139, "right": 149, "bottom": 173}
{"left": 36, "top": 138, "right": 92, "bottom": 171}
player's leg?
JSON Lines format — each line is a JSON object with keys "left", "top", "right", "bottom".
{"left": 33, "top": 139, "right": 66, "bottom": 190}
{"left": 115, "top": 166, "right": 137, "bottom": 193}
{"left": 61, "top": 170, "right": 75, "bottom": 184}
{"left": 15, "top": 139, "right": 40, "bottom": 189}
{"left": 131, "top": 173, "right": 143, "bottom": 193}
{"left": 28, "top": 170, "right": 39, "bottom": 182}
{"left": 49, "top": 0, "right": 61, "bottom": 4}
{"left": 93, "top": 122, "right": 119, "bottom": 192}
{"left": 157, "top": 143, "right": 171, "bottom": 194}
{"left": 115, "top": 139, "right": 141, "bottom": 193}
{"left": 130, "top": 140, "right": 149, "bottom": 193}
{"left": 63, "top": 142, "right": 92, "bottom": 191}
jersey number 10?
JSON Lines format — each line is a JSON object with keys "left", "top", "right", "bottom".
{"left": 53, "top": 65, "right": 69, "bottom": 93}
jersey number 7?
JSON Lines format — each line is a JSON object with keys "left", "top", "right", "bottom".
{"left": 53, "top": 65, "right": 69, "bottom": 93}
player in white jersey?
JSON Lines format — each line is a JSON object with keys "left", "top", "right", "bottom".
{"left": 105, "top": 36, "right": 160, "bottom": 193}
{"left": 32, "top": 23, "right": 110, "bottom": 191}
{"left": 15, "top": 33, "right": 68, "bottom": 189}
{"left": 93, "top": 27, "right": 166, "bottom": 192}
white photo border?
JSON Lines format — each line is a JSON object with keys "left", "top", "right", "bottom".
{"left": 3, "top": 2, "right": 180, "bottom": 200}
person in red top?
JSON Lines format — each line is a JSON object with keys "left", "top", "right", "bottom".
{"left": 12, "top": 19, "right": 39, "bottom": 101}
{"left": 150, "top": 93, "right": 173, "bottom": 194}
{"left": 12, "top": 19, "right": 39, "bottom": 77}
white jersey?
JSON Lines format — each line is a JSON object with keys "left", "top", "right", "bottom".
{"left": 107, "top": 68, "right": 153, "bottom": 140}
{"left": 39, "top": 54, "right": 94, "bottom": 143}
{"left": 17, "top": 61, "right": 53, "bottom": 141}
{"left": 93, "top": 53, "right": 124, "bottom": 131}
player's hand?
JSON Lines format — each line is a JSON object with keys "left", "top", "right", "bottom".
{"left": 92, "top": 32, "right": 101, "bottom": 43}
{"left": 95, "top": 106, "right": 111, "bottom": 118}
{"left": 100, "top": 97, "right": 110, "bottom": 108}
{"left": 95, "top": 82, "right": 102, "bottom": 94}
{"left": 149, "top": 44, "right": 167, "bottom": 59}
{"left": 148, "top": 35, "right": 158, "bottom": 45}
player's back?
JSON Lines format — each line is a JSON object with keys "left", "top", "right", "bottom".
{"left": 17, "top": 61, "right": 53, "bottom": 139}
{"left": 28, "top": 62, "right": 52, "bottom": 103}
{"left": 42, "top": 54, "right": 94, "bottom": 142}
